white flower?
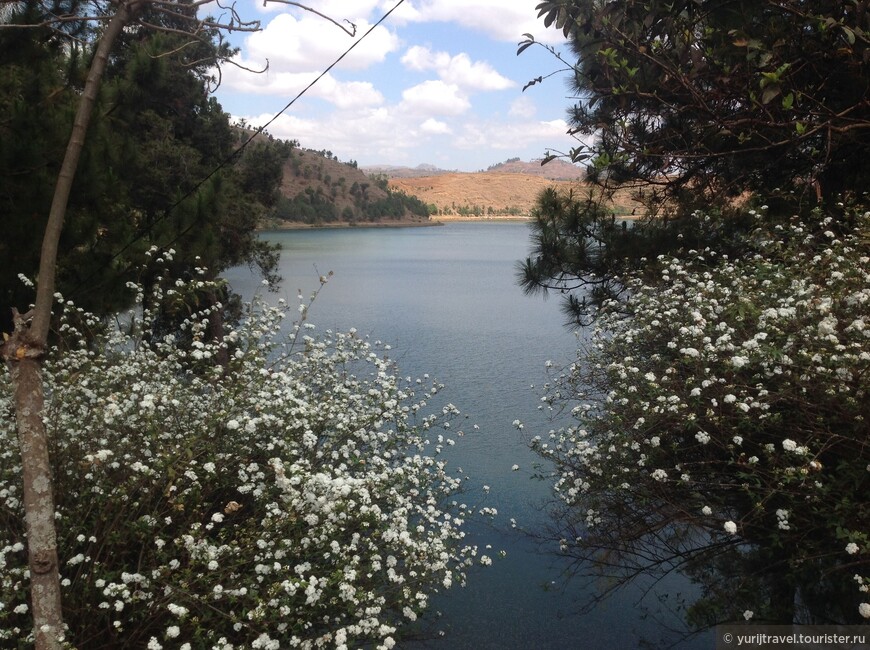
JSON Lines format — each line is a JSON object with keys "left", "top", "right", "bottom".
{"left": 166, "top": 626, "right": 180, "bottom": 639}
{"left": 511, "top": 464, "right": 520, "bottom": 471}
{"left": 724, "top": 521, "right": 737, "bottom": 535}
{"left": 702, "top": 506, "right": 712, "bottom": 516}
{"left": 818, "top": 315, "right": 838, "bottom": 337}
{"left": 730, "top": 355, "right": 749, "bottom": 368}
{"left": 743, "top": 610, "right": 754, "bottom": 621}
{"left": 651, "top": 469, "right": 668, "bottom": 482}
{"left": 847, "top": 543, "right": 860, "bottom": 555}
{"left": 860, "top": 603, "right": 870, "bottom": 619}
{"left": 167, "top": 604, "right": 188, "bottom": 618}
{"left": 782, "top": 439, "right": 798, "bottom": 452}
{"left": 695, "top": 431, "right": 711, "bottom": 445}
{"left": 226, "top": 419, "right": 240, "bottom": 431}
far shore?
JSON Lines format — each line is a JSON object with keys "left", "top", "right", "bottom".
{"left": 257, "top": 215, "right": 534, "bottom": 232}
{"left": 259, "top": 218, "right": 440, "bottom": 232}
{"left": 259, "top": 213, "right": 643, "bottom": 232}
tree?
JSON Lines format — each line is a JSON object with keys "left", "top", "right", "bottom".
{"left": 519, "top": 0, "right": 870, "bottom": 322}
{"left": 0, "top": 6, "right": 292, "bottom": 332}
{"left": 518, "top": 0, "right": 870, "bottom": 634}
{"left": 523, "top": 0, "right": 870, "bottom": 211}
{"left": 0, "top": 2, "right": 343, "bottom": 646}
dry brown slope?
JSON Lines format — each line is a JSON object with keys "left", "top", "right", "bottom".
{"left": 389, "top": 172, "right": 577, "bottom": 216}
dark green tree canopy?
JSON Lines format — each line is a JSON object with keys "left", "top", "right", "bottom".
{"left": 0, "top": 0, "right": 291, "bottom": 331}
{"left": 519, "top": 0, "right": 870, "bottom": 324}
{"left": 525, "top": 0, "right": 870, "bottom": 212}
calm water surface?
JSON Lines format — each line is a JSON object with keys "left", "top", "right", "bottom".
{"left": 222, "top": 222, "right": 707, "bottom": 649}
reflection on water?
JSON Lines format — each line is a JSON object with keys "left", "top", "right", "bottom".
{"left": 222, "top": 222, "right": 707, "bottom": 649}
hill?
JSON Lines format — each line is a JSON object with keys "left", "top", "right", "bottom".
{"left": 264, "top": 145, "right": 431, "bottom": 228}
{"left": 387, "top": 172, "right": 642, "bottom": 219}
{"left": 388, "top": 172, "right": 573, "bottom": 218}
{"left": 363, "top": 158, "right": 586, "bottom": 181}
{"left": 484, "top": 157, "right": 587, "bottom": 180}
{"left": 361, "top": 163, "right": 451, "bottom": 178}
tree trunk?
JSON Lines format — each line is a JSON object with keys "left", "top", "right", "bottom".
{"left": 1, "top": 3, "right": 142, "bottom": 647}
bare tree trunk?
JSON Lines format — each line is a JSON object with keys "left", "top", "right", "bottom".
{"left": 0, "top": 3, "right": 141, "bottom": 647}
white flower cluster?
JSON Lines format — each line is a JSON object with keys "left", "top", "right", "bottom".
{"left": 0, "top": 276, "right": 487, "bottom": 646}
{"left": 533, "top": 211, "right": 870, "bottom": 622}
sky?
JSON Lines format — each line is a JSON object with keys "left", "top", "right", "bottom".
{"left": 212, "top": 0, "right": 579, "bottom": 172}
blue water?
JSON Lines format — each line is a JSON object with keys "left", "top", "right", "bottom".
{"left": 222, "top": 222, "right": 708, "bottom": 649}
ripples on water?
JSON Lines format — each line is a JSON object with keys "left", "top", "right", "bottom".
{"left": 222, "top": 222, "right": 707, "bottom": 649}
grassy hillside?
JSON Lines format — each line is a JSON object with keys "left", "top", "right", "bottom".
{"left": 389, "top": 172, "right": 643, "bottom": 218}
{"left": 264, "top": 147, "right": 431, "bottom": 227}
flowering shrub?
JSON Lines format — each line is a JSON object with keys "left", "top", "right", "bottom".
{"left": 533, "top": 210, "right": 870, "bottom": 626}
{"left": 0, "top": 270, "right": 483, "bottom": 648}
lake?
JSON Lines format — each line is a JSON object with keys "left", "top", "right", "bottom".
{"left": 222, "top": 221, "right": 707, "bottom": 649}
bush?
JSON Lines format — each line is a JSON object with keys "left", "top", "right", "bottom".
{"left": 532, "top": 208, "right": 870, "bottom": 626}
{"left": 0, "top": 265, "right": 484, "bottom": 648}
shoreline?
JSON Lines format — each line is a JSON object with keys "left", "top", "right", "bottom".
{"left": 259, "top": 219, "right": 441, "bottom": 231}
{"left": 258, "top": 212, "right": 642, "bottom": 232}
{"left": 257, "top": 215, "right": 534, "bottom": 232}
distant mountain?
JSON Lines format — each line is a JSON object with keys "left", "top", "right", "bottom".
{"left": 361, "top": 163, "right": 454, "bottom": 178}
{"left": 484, "top": 157, "right": 587, "bottom": 180}
{"left": 364, "top": 158, "right": 587, "bottom": 181}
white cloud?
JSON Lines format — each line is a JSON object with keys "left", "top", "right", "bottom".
{"left": 390, "top": 0, "right": 568, "bottom": 45}
{"left": 220, "top": 62, "right": 383, "bottom": 108}
{"left": 454, "top": 117, "right": 569, "bottom": 152}
{"left": 400, "top": 80, "right": 470, "bottom": 116}
{"left": 420, "top": 118, "right": 452, "bottom": 134}
{"left": 312, "top": 76, "right": 385, "bottom": 109}
{"left": 243, "top": 13, "right": 400, "bottom": 73}
{"left": 241, "top": 108, "right": 424, "bottom": 164}
{"left": 401, "top": 46, "right": 514, "bottom": 91}
{"left": 508, "top": 95, "right": 536, "bottom": 119}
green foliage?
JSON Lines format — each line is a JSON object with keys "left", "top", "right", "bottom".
{"left": 273, "top": 189, "right": 339, "bottom": 224}
{"left": 360, "top": 190, "right": 429, "bottom": 221}
{"left": 524, "top": 0, "right": 870, "bottom": 214}
{"left": 0, "top": 4, "right": 289, "bottom": 331}
{"left": 519, "top": 185, "right": 758, "bottom": 324}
